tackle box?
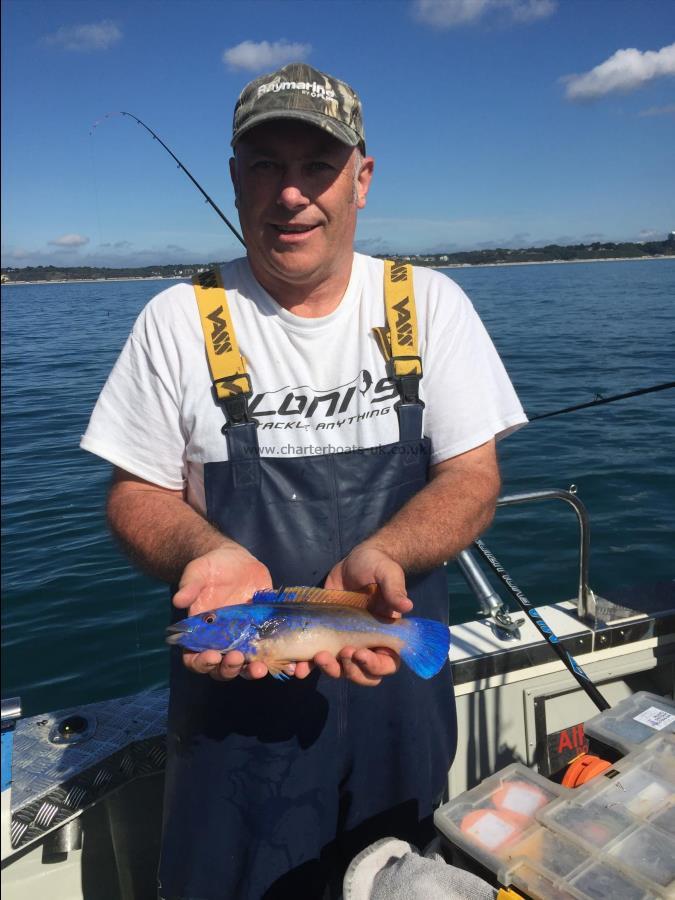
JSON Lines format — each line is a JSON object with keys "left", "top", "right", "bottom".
{"left": 501, "top": 857, "right": 662, "bottom": 900}
{"left": 433, "top": 764, "right": 565, "bottom": 874}
{"left": 434, "top": 718, "right": 675, "bottom": 898}
{"left": 584, "top": 691, "right": 675, "bottom": 755}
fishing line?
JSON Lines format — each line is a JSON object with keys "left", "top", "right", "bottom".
{"left": 90, "top": 111, "right": 246, "bottom": 248}
{"left": 528, "top": 381, "right": 675, "bottom": 421}
{"left": 87, "top": 125, "right": 107, "bottom": 254}
{"left": 473, "top": 539, "right": 611, "bottom": 712}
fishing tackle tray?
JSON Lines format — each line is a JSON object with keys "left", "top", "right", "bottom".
{"left": 434, "top": 726, "right": 675, "bottom": 898}
{"left": 583, "top": 690, "right": 675, "bottom": 756}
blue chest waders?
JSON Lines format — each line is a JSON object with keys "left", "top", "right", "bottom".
{"left": 158, "top": 264, "right": 457, "bottom": 900}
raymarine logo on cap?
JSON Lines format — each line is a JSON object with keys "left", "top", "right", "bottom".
{"left": 257, "top": 80, "right": 336, "bottom": 101}
{"left": 231, "top": 63, "right": 365, "bottom": 149}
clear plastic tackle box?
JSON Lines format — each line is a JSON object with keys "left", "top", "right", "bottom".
{"left": 584, "top": 691, "right": 675, "bottom": 755}
{"left": 434, "top": 694, "right": 675, "bottom": 899}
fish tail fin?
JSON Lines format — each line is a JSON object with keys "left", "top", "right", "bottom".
{"left": 399, "top": 617, "right": 450, "bottom": 679}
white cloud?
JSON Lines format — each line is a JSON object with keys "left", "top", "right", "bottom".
{"left": 43, "top": 20, "right": 122, "bottom": 52}
{"left": 638, "top": 104, "right": 675, "bottom": 118}
{"left": 99, "top": 240, "right": 132, "bottom": 249}
{"left": 562, "top": 43, "right": 675, "bottom": 101}
{"left": 2, "top": 237, "right": 242, "bottom": 269}
{"left": 581, "top": 233, "right": 605, "bottom": 242}
{"left": 48, "top": 234, "right": 90, "bottom": 248}
{"left": 1, "top": 246, "right": 31, "bottom": 262}
{"left": 412, "top": 0, "right": 556, "bottom": 28}
{"left": 354, "top": 237, "right": 394, "bottom": 255}
{"left": 507, "top": 0, "right": 556, "bottom": 21}
{"left": 222, "top": 40, "right": 311, "bottom": 72}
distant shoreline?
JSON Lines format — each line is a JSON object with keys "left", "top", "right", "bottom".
{"left": 436, "top": 254, "right": 673, "bottom": 270}
{"left": 1, "top": 254, "right": 673, "bottom": 285}
{"left": 1, "top": 275, "right": 184, "bottom": 286}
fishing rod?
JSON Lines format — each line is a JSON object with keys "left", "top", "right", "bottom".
{"left": 472, "top": 539, "right": 611, "bottom": 712}
{"left": 529, "top": 381, "right": 675, "bottom": 421}
{"left": 90, "top": 111, "right": 246, "bottom": 248}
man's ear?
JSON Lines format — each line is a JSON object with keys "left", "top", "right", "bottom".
{"left": 356, "top": 156, "right": 374, "bottom": 210}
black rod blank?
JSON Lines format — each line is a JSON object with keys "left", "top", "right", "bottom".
{"left": 529, "top": 381, "right": 675, "bottom": 421}
{"left": 118, "top": 112, "right": 246, "bottom": 247}
{"left": 473, "top": 539, "right": 611, "bottom": 712}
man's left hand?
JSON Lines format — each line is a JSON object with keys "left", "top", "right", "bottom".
{"left": 326, "top": 544, "right": 413, "bottom": 617}
{"left": 293, "top": 544, "right": 411, "bottom": 686}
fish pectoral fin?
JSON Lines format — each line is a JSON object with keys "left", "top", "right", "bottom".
{"left": 264, "top": 659, "right": 295, "bottom": 681}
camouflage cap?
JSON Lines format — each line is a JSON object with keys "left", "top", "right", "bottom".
{"left": 231, "top": 63, "right": 365, "bottom": 150}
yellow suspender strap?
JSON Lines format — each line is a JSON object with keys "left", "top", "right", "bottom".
{"left": 192, "top": 269, "right": 251, "bottom": 402}
{"left": 373, "top": 260, "right": 422, "bottom": 379}
{"left": 193, "top": 261, "right": 421, "bottom": 406}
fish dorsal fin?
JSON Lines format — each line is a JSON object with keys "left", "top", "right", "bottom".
{"left": 251, "top": 585, "right": 377, "bottom": 609}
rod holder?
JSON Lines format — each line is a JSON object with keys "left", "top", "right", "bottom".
{"left": 456, "top": 549, "right": 504, "bottom": 617}
{"left": 495, "top": 488, "right": 595, "bottom": 622}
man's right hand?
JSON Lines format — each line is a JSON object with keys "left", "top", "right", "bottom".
{"left": 172, "top": 544, "right": 274, "bottom": 681}
{"left": 107, "top": 469, "right": 317, "bottom": 682}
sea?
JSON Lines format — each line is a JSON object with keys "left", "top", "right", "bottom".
{"left": 2, "top": 259, "right": 674, "bottom": 716}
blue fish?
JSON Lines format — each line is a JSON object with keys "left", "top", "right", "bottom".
{"left": 166, "top": 586, "right": 450, "bottom": 680}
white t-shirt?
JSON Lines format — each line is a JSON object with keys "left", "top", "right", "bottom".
{"left": 81, "top": 253, "right": 527, "bottom": 515}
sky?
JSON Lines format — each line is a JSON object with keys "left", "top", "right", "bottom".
{"left": 1, "top": 0, "right": 674, "bottom": 268}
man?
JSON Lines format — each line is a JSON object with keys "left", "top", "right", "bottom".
{"left": 82, "top": 63, "right": 526, "bottom": 899}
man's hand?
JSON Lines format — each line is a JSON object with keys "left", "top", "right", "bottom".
{"left": 311, "top": 544, "right": 410, "bottom": 687}
{"left": 107, "top": 470, "right": 278, "bottom": 681}
{"left": 173, "top": 544, "right": 275, "bottom": 682}
{"left": 326, "top": 544, "right": 413, "bottom": 618}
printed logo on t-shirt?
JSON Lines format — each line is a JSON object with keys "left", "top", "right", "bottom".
{"left": 249, "top": 368, "right": 397, "bottom": 431}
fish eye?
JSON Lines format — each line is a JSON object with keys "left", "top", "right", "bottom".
{"left": 203, "top": 613, "right": 216, "bottom": 624}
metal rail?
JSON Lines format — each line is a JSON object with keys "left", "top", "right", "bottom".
{"left": 495, "top": 487, "right": 594, "bottom": 620}
{"left": 1, "top": 698, "right": 21, "bottom": 724}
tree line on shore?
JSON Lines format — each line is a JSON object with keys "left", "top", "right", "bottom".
{"left": 390, "top": 236, "right": 675, "bottom": 267}
{"left": 2, "top": 237, "right": 673, "bottom": 283}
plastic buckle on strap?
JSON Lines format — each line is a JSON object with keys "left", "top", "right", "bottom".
{"left": 213, "top": 372, "right": 253, "bottom": 399}
{"left": 213, "top": 373, "right": 256, "bottom": 427}
{"left": 387, "top": 355, "right": 424, "bottom": 405}
{"left": 387, "top": 354, "right": 423, "bottom": 378}
{"left": 221, "top": 395, "right": 254, "bottom": 428}
{"left": 397, "top": 377, "right": 425, "bottom": 408}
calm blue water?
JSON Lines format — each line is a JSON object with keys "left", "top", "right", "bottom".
{"left": 2, "top": 260, "right": 674, "bottom": 715}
